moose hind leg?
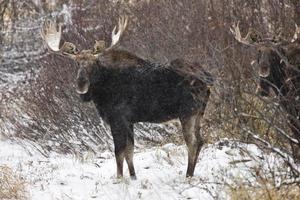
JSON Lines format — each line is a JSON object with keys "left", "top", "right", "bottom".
{"left": 180, "top": 113, "right": 204, "bottom": 177}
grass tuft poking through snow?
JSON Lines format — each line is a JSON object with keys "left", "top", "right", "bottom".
{"left": 0, "top": 165, "right": 27, "bottom": 200}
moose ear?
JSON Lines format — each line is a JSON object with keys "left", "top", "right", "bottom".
{"left": 61, "top": 42, "right": 79, "bottom": 55}
{"left": 93, "top": 40, "right": 106, "bottom": 54}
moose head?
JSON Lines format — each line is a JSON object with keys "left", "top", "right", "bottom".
{"left": 41, "top": 17, "right": 128, "bottom": 95}
{"left": 230, "top": 23, "right": 300, "bottom": 97}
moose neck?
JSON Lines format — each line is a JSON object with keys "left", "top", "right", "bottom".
{"left": 268, "top": 50, "right": 289, "bottom": 96}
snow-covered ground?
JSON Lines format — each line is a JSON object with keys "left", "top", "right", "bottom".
{"left": 0, "top": 139, "right": 289, "bottom": 200}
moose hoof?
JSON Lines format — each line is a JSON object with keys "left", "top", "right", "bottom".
{"left": 112, "top": 176, "right": 124, "bottom": 184}
{"left": 130, "top": 175, "right": 137, "bottom": 180}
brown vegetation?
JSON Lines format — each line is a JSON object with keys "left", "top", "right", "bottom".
{"left": 0, "top": 166, "right": 27, "bottom": 200}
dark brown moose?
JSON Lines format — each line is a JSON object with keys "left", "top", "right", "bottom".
{"left": 231, "top": 23, "right": 300, "bottom": 160}
{"left": 41, "top": 17, "right": 213, "bottom": 179}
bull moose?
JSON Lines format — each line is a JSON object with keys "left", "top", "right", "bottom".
{"left": 231, "top": 23, "right": 300, "bottom": 160}
{"left": 41, "top": 17, "right": 213, "bottom": 179}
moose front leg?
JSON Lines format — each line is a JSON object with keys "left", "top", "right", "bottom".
{"left": 110, "top": 118, "right": 136, "bottom": 179}
{"left": 111, "top": 128, "right": 127, "bottom": 178}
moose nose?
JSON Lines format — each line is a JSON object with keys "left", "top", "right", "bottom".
{"left": 76, "top": 77, "right": 90, "bottom": 94}
{"left": 258, "top": 66, "right": 270, "bottom": 78}
{"left": 255, "top": 85, "right": 269, "bottom": 97}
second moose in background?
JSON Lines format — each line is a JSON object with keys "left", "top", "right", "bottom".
{"left": 231, "top": 23, "right": 300, "bottom": 160}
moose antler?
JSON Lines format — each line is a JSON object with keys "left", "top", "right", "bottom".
{"left": 41, "top": 20, "right": 78, "bottom": 58}
{"left": 110, "top": 16, "right": 128, "bottom": 48}
{"left": 231, "top": 22, "right": 300, "bottom": 46}
{"left": 230, "top": 22, "right": 263, "bottom": 46}
{"left": 42, "top": 17, "right": 128, "bottom": 57}
{"left": 93, "top": 16, "right": 128, "bottom": 55}
{"left": 230, "top": 22, "right": 253, "bottom": 46}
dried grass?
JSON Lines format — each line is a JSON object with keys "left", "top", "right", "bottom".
{"left": 230, "top": 183, "right": 300, "bottom": 200}
{"left": 0, "top": 165, "right": 27, "bottom": 200}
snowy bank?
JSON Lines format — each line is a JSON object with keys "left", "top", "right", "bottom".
{"left": 0, "top": 139, "right": 291, "bottom": 200}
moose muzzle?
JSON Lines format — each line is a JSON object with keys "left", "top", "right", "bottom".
{"left": 76, "top": 68, "right": 90, "bottom": 94}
